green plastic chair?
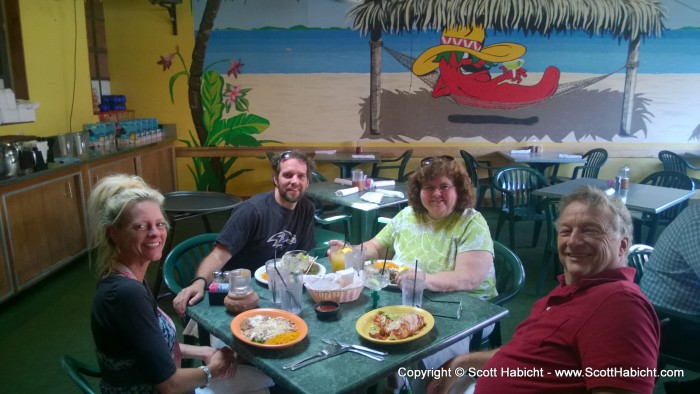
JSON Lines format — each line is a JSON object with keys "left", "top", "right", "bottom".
{"left": 60, "top": 354, "right": 101, "bottom": 394}
{"left": 371, "top": 149, "right": 413, "bottom": 181}
{"left": 470, "top": 241, "right": 526, "bottom": 350}
{"left": 536, "top": 197, "right": 561, "bottom": 297}
{"left": 658, "top": 150, "right": 700, "bottom": 189}
{"left": 634, "top": 171, "right": 695, "bottom": 245}
{"left": 627, "top": 244, "right": 653, "bottom": 284}
{"left": 492, "top": 166, "right": 549, "bottom": 249}
{"left": 460, "top": 150, "right": 502, "bottom": 209}
{"left": 551, "top": 148, "right": 608, "bottom": 183}
{"left": 163, "top": 233, "right": 218, "bottom": 294}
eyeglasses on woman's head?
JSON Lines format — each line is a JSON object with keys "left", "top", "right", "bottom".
{"left": 421, "top": 155, "right": 455, "bottom": 167}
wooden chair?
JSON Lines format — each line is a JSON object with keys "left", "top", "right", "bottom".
{"left": 658, "top": 150, "right": 700, "bottom": 189}
{"left": 371, "top": 149, "right": 413, "bottom": 181}
{"left": 633, "top": 171, "right": 695, "bottom": 245}
{"left": 60, "top": 354, "right": 101, "bottom": 394}
{"left": 470, "top": 241, "right": 526, "bottom": 350}
{"left": 492, "top": 166, "right": 550, "bottom": 249}
{"left": 551, "top": 148, "right": 608, "bottom": 183}
{"left": 460, "top": 150, "right": 501, "bottom": 209}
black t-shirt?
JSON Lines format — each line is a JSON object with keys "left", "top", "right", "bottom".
{"left": 91, "top": 276, "right": 176, "bottom": 392}
{"left": 217, "top": 191, "right": 316, "bottom": 271}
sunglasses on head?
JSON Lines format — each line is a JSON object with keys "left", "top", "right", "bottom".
{"left": 272, "top": 151, "right": 298, "bottom": 167}
{"left": 421, "top": 155, "right": 455, "bottom": 167}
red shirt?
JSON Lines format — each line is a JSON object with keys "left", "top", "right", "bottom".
{"left": 475, "top": 267, "right": 660, "bottom": 394}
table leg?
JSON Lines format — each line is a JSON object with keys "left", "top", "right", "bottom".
{"left": 350, "top": 210, "right": 378, "bottom": 244}
{"left": 333, "top": 163, "right": 356, "bottom": 179}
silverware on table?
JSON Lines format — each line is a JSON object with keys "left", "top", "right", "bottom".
{"left": 322, "top": 338, "right": 388, "bottom": 356}
{"left": 322, "top": 339, "right": 385, "bottom": 361}
{"left": 285, "top": 342, "right": 346, "bottom": 371}
{"left": 282, "top": 343, "right": 336, "bottom": 370}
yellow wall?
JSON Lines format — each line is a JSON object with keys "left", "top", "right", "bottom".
{"left": 102, "top": 0, "right": 196, "bottom": 191}
{"left": 2, "top": 1, "right": 697, "bottom": 198}
{"left": 0, "top": 0, "right": 95, "bottom": 136}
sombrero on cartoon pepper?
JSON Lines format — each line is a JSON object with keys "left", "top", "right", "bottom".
{"left": 412, "top": 25, "right": 526, "bottom": 76}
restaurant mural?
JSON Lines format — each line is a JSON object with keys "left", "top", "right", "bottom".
{"left": 158, "top": 45, "right": 277, "bottom": 192}
{"left": 192, "top": 0, "right": 700, "bottom": 145}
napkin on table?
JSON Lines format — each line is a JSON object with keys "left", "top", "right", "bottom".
{"left": 558, "top": 154, "right": 583, "bottom": 159}
{"left": 373, "top": 180, "right": 395, "bottom": 187}
{"left": 352, "top": 154, "right": 375, "bottom": 159}
{"left": 510, "top": 149, "right": 532, "bottom": 155}
{"left": 360, "top": 192, "right": 384, "bottom": 204}
{"left": 315, "top": 150, "right": 336, "bottom": 155}
{"left": 335, "top": 187, "right": 359, "bottom": 197}
{"left": 375, "top": 189, "right": 404, "bottom": 198}
{"left": 334, "top": 178, "right": 353, "bottom": 186}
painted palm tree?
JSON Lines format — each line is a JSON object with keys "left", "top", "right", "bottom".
{"left": 349, "top": 0, "right": 666, "bottom": 136}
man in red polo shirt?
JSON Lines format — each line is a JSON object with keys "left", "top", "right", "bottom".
{"left": 429, "top": 187, "right": 660, "bottom": 394}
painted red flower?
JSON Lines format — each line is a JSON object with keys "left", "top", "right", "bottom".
{"left": 227, "top": 59, "right": 244, "bottom": 78}
{"left": 224, "top": 85, "right": 243, "bottom": 105}
{"left": 157, "top": 52, "right": 176, "bottom": 71}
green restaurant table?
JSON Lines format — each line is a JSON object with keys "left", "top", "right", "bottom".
{"left": 187, "top": 258, "right": 508, "bottom": 394}
{"left": 306, "top": 181, "right": 408, "bottom": 243}
{"left": 312, "top": 152, "right": 381, "bottom": 178}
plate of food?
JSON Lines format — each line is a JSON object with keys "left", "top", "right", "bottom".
{"left": 355, "top": 305, "right": 434, "bottom": 345}
{"left": 369, "top": 260, "right": 410, "bottom": 289}
{"left": 230, "top": 308, "right": 308, "bottom": 349}
{"left": 254, "top": 262, "right": 326, "bottom": 285}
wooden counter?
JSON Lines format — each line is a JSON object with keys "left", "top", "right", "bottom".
{"left": 0, "top": 137, "right": 176, "bottom": 303}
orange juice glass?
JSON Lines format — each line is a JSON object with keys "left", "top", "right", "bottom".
{"left": 329, "top": 245, "right": 346, "bottom": 272}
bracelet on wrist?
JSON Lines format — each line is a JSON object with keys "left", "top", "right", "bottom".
{"left": 190, "top": 276, "right": 208, "bottom": 288}
{"left": 199, "top": 365, "right": 212, "bottom": 388}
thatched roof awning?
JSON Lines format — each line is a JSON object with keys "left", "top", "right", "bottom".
{"left": 350, "top": 0, "right": 667, "bottom": 41}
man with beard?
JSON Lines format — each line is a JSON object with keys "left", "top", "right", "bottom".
{"left": 174, "top": 150, "right": 316, "bottom": 314}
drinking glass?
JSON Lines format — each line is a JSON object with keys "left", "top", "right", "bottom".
{"left": 401, "top": 270, "right": 426, "bottom": 308}
{"left": 344, "top": 248, "right": 365, "bottom": 275}
{"left": 265, "top": 258, "right": 288, "bottom": 307}
{"left": 280, "top": 268, "right": 303, "bottom": 315}
{"left": 329, "top": 244, "right": 348, "bottom": 272}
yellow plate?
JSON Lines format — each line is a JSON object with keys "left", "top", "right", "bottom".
{"left": 231, "top": 308, "right": 308, "bottom": 349}
{"left": 355, "top": 305, "right": 434, "bottom": 345}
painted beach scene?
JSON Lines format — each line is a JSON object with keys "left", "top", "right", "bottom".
{"left": 193, "top": 0, "right": 700, "bottom": 144}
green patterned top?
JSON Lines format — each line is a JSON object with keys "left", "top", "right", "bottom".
{"left": 375, "top": 206, "right": 497, "bottom": 299}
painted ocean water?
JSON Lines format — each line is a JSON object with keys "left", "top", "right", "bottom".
{"left": 203, "top": 28, "right": 700, "bottom": 74}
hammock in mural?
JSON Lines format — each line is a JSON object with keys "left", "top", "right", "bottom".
{"left": 384, "top": 46, "right": 624, "bottom": 109}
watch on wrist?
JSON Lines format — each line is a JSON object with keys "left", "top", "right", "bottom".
{"left": 199, "top": 365, "right": 212, "bottom": 388}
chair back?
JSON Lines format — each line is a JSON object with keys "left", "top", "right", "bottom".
{"left": 163, "top": 233, "right": 218, "bottom": 294}
{"left": 658, "top": 150, "right": 691, "bottom": 174}
{"left": 535, "top": 197, "right": 561, "bottom": 296}
{"left": 490, "top": 241, "right": 526, "bottom": 306}
{"left": 627, "top": 244, "right": 654, "bottom": 284}
{"left": 459, "top": 150, "right": 481, "bottom": 188}
{"left": 470, "top": 241, "right": 525, "bottom": 351}
{"left": 639, "top": 171, "right": 695, "bottom": 222}
{"left": 493, "top": 166, "right": 549, "bottom": 213}
{"left": 311, "top": 170, "right": 327, "bottom": 183}
{"left": 578, "top": 148, "right": 608, "bottom": 178}
{"left": 371, "top": 149, "right": 413, "bottom": 181}
{"left": 60, "top": 354, "right": 101, "bottom": 394}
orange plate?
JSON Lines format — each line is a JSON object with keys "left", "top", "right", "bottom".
{"left": 230, "top": 308, "right": 308, "bottom": 349}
